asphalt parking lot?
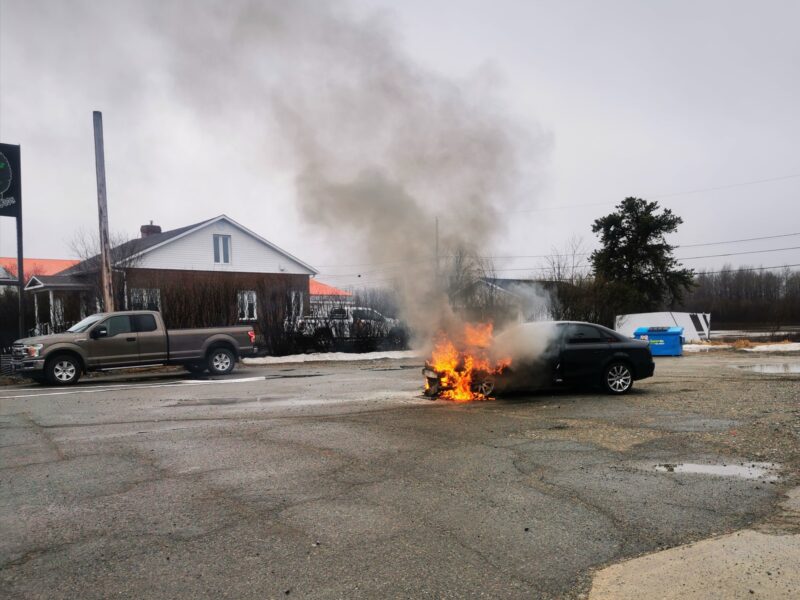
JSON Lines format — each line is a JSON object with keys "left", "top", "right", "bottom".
{"left": 1, "top": 352, "right": 799, "bottom": 599}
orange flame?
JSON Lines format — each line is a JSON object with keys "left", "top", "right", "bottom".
{"left": 426, "top": 323, "right": 511, "bottom": 402}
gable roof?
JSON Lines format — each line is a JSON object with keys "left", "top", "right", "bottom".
{"left": 59, "top": 217, "right": 216, "bottom": 276}
{"left": 481, "top": 277, "right": 561, "bottom": 296}
{"left": 60, "top": 215, "right": 318, "bottom": 276}
{"left": 25, "top": 274, "right": 92, "bottom": 291}
{"left": 310, "top": 280, "right": 352, "bottom": 297}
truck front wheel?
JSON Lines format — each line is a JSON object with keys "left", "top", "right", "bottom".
{"left": 207, "top": 347, "right": 236, "bottom": 375}
{"left": 45, "top": 354, "right": 82, "bottom": 386}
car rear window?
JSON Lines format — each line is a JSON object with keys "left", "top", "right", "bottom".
{"left": 133, "top": 314, "right": 158, "bottom": 332}
{"left": 566, "top": 324, "right": 605, "bottom": 343}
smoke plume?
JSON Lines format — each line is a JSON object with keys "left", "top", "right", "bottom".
{"left": 8, "top": 0, "right": 550, "bottom": 342}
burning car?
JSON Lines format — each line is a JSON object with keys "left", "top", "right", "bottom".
{"left": 423, "top": 321, "right": 654, "bottom": 400}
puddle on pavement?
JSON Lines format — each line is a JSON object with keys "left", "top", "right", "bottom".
{"left": 654, "top": 462, "right": 780, "bottom": 481}
{"left": 734, "top": 363, "right": 800, "bottom": 374}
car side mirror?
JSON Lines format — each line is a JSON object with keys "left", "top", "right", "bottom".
{"left": 91, "top": 326, "right": 108, "bottom": 339}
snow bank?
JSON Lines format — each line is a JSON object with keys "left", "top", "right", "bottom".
{"left": 743, "top": 343, "right": 800, "bottom": 353}
{"left": 244, "top": 350, "right": 421, "bottom": 365}
{"left": 683, "top": 344, "right": 732, "bottom": 352}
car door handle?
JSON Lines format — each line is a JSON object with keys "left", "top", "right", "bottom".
{"left": 125, "top": 337, "right": 136, "bottom": 342}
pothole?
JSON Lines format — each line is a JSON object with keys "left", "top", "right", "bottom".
{"left": 654, "top": 461, "right": 780, "bottom": 480}
{"left": 734, "top": 363, "right": 800, "bottom": 374}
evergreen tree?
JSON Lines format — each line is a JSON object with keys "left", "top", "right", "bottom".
{"left": 590, "top": 197, "right": 693, "bottom": 312}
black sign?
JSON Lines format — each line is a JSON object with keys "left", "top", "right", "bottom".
{"left": 0, "top": 144, "right": 21, "bottom": 218}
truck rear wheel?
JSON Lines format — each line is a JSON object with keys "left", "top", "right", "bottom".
{"left": 45, "top": 354, "right": 82, "bottom": 386}
{"left": 207, "top": 347, "right": 235, "bottom": 375}
{"left": 314, "top": 330, "right": 335, "bottom": 352}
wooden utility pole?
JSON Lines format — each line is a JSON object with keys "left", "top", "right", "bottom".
{"left": 93, "top": 111, "right": 114, "bottom": 311}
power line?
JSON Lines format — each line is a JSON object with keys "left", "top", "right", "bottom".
{"left": 486, "top": 245, "right": 800, "bottom": 272}
{"left": 510, "top": 172, "right": 800, "bottom": 213}
{"left": 698, "top": 263, "right": 800, "bottom": 275}
{"left": 651, "top": 174, "right": 800, "bottom": 199}
{"left": 677, "top": 231, "right": 800, "bottom": 248}
{"left": 677, "top": 245, "right": 800, "bottom": 261}
{"left": 315, "top": 231, "right": 800, "bottom": 273}
{"left": 322, "top": 262, "right": 800, "bottom": 289}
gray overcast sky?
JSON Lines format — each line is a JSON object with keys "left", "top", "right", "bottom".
{"left": 1, "top": 0, "right": 799, "bottom": 287}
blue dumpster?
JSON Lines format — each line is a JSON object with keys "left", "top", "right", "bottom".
{"left": 633, "top": 326, "right": 684, "bottom": 356}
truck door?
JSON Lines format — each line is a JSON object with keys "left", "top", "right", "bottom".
{"left": 560, "top": 324, "right": 610, "bottom": 382}
{"left": 133, "top": 314, "right": 168, "bottom": 364}
{"left": 87, "top": 315, "right": 139, "bottom": 367}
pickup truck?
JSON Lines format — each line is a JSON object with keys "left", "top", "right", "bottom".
{"left": 292, "top": 306, "right": 408, "bottom": 351}
{"left": 11, "top": 311, "right": 256, "bottom": 385}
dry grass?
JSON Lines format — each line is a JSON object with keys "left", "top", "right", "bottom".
{"left": 732, "top": 339, "right": 756, "bottom": 349}
{"left": 733, "top": 338, "right": 793, "bottom": 349}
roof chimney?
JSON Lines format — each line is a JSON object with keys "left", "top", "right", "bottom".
{"left": 140, "top": 221, "right": 161, "bottom": 238}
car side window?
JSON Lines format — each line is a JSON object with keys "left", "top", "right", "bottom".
{"left": 352, "top": 309, "right": 369, "bottom": 321}
{"left": 566, "top": 324, "right": 605, "bottom": 344}
{"left": 133, "top": 314, "right": 157, "bottom": 332}
{"left": 103, "top": 316, "right": 133, "bottom": 337}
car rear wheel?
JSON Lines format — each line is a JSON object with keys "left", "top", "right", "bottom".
{"left": 45, "top": 354, "right": 81, "bottom": 386}
{"left": 207, "top": 348, "right": 235, "bottom": 375}
{"left": 603, "top": 362, "right": 633, "bottom": 394}
{"left": 314, "top": 330, "right": 335, "bottom": 352}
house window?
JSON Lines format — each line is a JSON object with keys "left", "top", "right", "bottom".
{"left": 129, "top": 288, "right": 161, "bottom": 311}
{"left": 213, "top": 234, "right": 231, "bottom": 264}
{"left": 237, "top": 290, "right": 257, "bottom": 321}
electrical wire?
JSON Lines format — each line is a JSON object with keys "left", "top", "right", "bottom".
{"left": 677, "top": 245, "right": 800, "bottom": 261}
{"left": 510, "top": 172, "right": 800, "bottom": 213}
{"left": 315, "top": 231, "right": 800, "bottom": 273}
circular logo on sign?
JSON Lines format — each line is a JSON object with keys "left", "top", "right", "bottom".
{"left": 0, "top": 152, "right": 11, "bottom": 196}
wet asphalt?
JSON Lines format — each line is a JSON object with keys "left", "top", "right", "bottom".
{"left": 0, "top": 352, "right": 798, "bottom": 599}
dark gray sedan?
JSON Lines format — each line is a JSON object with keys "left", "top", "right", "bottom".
{"left": 424, "top": 321, "right": 655, "bottom": 396}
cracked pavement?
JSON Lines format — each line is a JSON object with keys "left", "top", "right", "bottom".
{"left": 1, "top": 353, "right": 798, "bottom": 598}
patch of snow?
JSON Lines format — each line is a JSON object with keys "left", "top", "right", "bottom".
{"left": 744, "top": 343, "right": 800, "bottom": 353}
{"left": 244, "top": 350, "right": 421, "bottom": 365}
{"left": 683, "top": 344, "right": 732, "bottom": 352}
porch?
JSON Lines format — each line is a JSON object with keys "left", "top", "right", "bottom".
{"left": 24, "top": 275, "right": 94, "bottom": 336}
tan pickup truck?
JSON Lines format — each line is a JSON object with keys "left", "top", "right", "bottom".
{"left": 11, "top": 311, "right": 256, "bottom": 385}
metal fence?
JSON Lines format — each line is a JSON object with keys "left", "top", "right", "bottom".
{"left": 0, "top": 354, "right": 12, "bottom": 377}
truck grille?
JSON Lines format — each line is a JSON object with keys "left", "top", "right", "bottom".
{"left": 11, "top": 344, "right": 25, "bottom": 359}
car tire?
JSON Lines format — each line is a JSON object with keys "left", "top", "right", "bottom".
{"left": 207, "top": 347, "right": 236, "bottom": 376}
{"left": 314, "top": 330, "right": 335, "bottom": 353}
{"left": 603, "top": 361, "right": 633, "bottom": 395}
{"left": 184, "top": 363, "right": 206, "bottom": 374}
{"left": 45, "top": 354, "right": 82, "bottom": 386}
{"left": 383, "top": 329, "right": 407, "bottom": 350}
{"left": 473, "top": 377, "right": 495, "bottom": 397}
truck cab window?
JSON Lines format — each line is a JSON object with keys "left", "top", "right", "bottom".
{"left": 133, "top": 314, "right": 157, "bottom": 332}
{"left": 103, "top": 316, "right": 133, "bottom": 337}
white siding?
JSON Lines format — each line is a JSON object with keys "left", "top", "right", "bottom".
{"left": 135, "top": 219, "right": 314, "bottom": 275}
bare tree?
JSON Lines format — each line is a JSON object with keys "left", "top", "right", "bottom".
{"left": 67, "top": 227, "right": 144, "bottom": 310}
